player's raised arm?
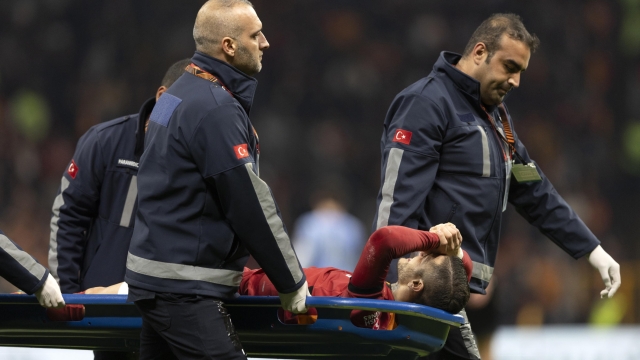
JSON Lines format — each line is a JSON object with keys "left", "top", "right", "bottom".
{"left": 350, "top": 225, "right": 443, "bottom": 291}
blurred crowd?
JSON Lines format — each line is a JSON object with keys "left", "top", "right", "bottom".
{"left": 1, "top": 0, "right": 639, "bottom": 347}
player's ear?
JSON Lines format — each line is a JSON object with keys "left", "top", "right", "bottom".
{"left": 409, "top": 279, "right": 424, "bottom": 293}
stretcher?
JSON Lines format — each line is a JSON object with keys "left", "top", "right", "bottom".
{"left": 0, "top": 294, "right": 464, "bottom": 359}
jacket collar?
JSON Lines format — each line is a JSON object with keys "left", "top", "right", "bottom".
{"left": 434, "top": 51, "right": 497, "bottom": 113}
{"left": 191, "top": 51, "right": 258, "bottom": 114}
{"left": 135, "top": 97, "right": 156, "bottom": 159}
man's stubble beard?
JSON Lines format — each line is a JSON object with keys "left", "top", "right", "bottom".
{"left": 235, "top": 42, "right": 261, "bottom": 76}
{"left": 396, "top": 260, "right": 408, "bottom": 283}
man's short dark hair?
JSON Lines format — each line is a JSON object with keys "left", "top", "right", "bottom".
{"left": 161, "top": 58, "right": 192, "bottom": 88}
{"left": 463, "top": 13, "right": 540, "bottom": 61}
{"left": 417, "top": 256, "right": 470, "bottom": 314}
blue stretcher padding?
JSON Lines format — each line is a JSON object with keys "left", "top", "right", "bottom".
{"left": 0, "top": 294, "right": 464, "bottom": 359}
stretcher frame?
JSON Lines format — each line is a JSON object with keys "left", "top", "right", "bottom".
{"left": 0, "top": 294, "right": 464, "bottom": 359}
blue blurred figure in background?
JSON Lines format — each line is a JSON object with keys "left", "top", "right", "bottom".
{"left": 293, "top": 186, "right": 366, "bottom": 270}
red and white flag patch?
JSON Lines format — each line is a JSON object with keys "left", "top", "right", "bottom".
{"left": 233, "top": 144, "right": 249, "bottom": 159}
{"left": 67, "top": 160, "right": 79, "bottom": 179}
{"left": 392, "top": 129, "right": 412, "bottom": 145}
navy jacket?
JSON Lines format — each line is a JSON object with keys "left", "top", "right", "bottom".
{"left": 125, "top": 52, "right": 306, "bottom": 299}
{"left": 373, "top": 52, "right": 600, "bottom": 294}
{"left": 1, "top": 230, "right": 48, "bottom": 294}
{"left": 49, "top": 99, "right": 154, "bottom": 293}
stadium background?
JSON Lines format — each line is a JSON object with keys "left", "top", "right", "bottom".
{"left": 1, "top": 0, "right": 639, "bottom": 358}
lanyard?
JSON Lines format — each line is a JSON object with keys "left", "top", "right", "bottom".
{"left": 185, "top": 63, "right": 234, "bottom": 98}
{"left": 185, "top": 63, "right": 260, "bottom": 155}
{"left": 482, "top": 104, "right": 526, "bottom": 164}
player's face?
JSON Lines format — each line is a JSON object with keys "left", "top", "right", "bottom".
{"left": 233, "top": 5, "right": 269, "bottom": 76}
{"left": 476, "top": 35, "right": 530, "bottom": 106}
{"left": 397, "top": 252, "right": 445, "bottom": 283}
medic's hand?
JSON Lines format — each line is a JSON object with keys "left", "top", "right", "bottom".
{"left": 588, "top": 245, "right": 621, "bottom": 298}
{"left": 429, "top": 223, "right": 462, "bottom": 257}
{"left": 35, "top": 274, "right": 66, "bottom": 308}
{"left": 279, "top": 280, "right": 310, "bottom": 314}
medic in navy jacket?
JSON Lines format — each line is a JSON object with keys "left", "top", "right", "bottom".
{"left": 48, "top": 99, "right": 154, "bottom": 293}
{"left": 374, "top": 51, "right": 601, "bottom": 295}
{"left": 49, "top": 60, "right": 190, "bottom": 295}
{"left": 125, "top": 51, "right": 306, "bottom": 299}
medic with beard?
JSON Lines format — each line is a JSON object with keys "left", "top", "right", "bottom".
{"left": 373, "top": 13, "right": 620, "bottom": 360}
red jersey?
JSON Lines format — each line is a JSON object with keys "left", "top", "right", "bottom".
{"left": 239, "top": 226, "right": 472, "bottom": 330}
{"left": 241, "top": 266, "right": 397, "bottom": 329}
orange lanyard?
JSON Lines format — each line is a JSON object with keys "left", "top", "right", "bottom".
{"left": 497, "top": 105, "right": 516, "bottom": 147}
{"left": 186, "top": 63, "right": 260, "bottom": 152}
{"left": 482, "top": 104, "right": 518, "bottom": 161}
{"left": 482, "top": 107, "right": 509, "bottom": 161}
{"left": 185, "top": 63, "right": 234, "bottom": 98}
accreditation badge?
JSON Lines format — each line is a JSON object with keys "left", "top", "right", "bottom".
{"left": 512, "top": 163, "right": 543, "bottom": 183}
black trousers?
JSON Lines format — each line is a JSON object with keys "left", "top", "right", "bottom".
{"left": 423, "top": 310, "right": 481, "bottom": 360}
{"left": 133, "top": 293, "right": 247, "bottom": 360}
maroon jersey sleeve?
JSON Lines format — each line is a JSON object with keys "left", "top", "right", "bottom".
{"left": 348, "top": 226, "right": 440, "bottom": 295}
{"left": 461, "top": 250, "right": 473, "bottom": 282}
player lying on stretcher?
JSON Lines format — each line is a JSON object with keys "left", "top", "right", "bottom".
{"left": 64, "top": 224, "right": 472, "bottom": 329}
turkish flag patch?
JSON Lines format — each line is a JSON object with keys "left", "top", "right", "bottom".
{"left": 392, "top": 129, "right": 412, "bottom": 145}
{"left": 67, "top": 160, "right": 79, "bottom": 179}
{"left": 233, "top": 144, "right": 249, "bottom": 159}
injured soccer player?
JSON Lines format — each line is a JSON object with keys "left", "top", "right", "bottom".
{"left": 75, "top": 224, "right": 471, "bottom": 330}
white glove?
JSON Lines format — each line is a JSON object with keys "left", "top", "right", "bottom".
{"left": 279, "top": 281, "right": 310, "bottom": 314}
{"left": 35, "top": 274, "right": 65, "bottom": 308}
{"left": 588, "top": 245, "right": 621, "bottom": 298}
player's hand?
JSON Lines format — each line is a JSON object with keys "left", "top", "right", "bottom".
{"left": 279, "top": 280, "right": 310, "bottom": 314}
{"left": 588, "top": 245, "right": 621, "bottom": 298}
{"left": 430, "top": 223, "right": 462, "bottom": 257}
{"left": 35, "top": 274, "right": 65, "bottom": 308}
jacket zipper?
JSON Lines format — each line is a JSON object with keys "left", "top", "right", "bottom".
{"left": 482, "top": 111, "right": 506, "bottom": 261}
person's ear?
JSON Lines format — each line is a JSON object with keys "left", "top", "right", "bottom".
{"left": 409, "top": 279, "right": 424, "bottom": 293}
{"left": 155, "top": 86, "right": 168, "bottom": 101}
{"left": 472, "top": 42, "right": 488, "bottom": 65}
{"left": 221, "top": 37, "right": 236, "bottom": 57}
